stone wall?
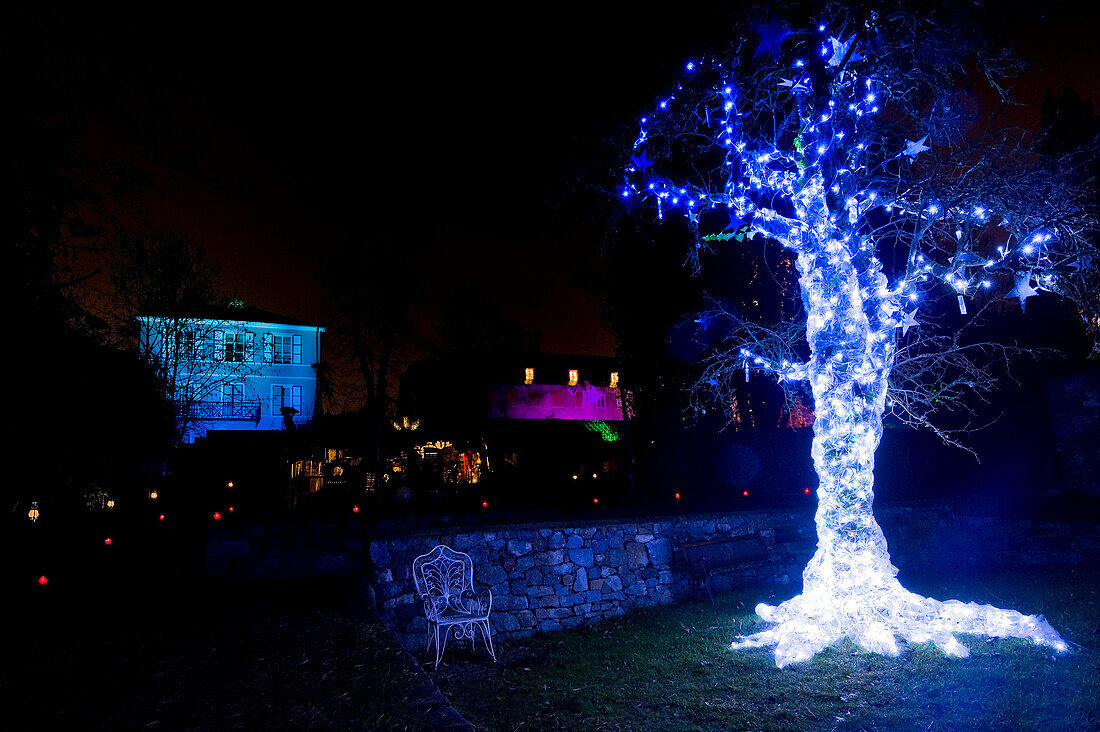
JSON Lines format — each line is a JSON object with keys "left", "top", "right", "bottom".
{"left": 205, "top": 503, "right": 1100, "bottom": 652}
{"left": 365, "top": 505, "right": 1100, "bottom": 651}
{"left": 368, "top": 512, "right": 804, "bottom": 651}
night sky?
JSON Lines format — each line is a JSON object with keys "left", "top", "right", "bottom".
{"left": 11, "top": 4, "right": 1099, "bottom": 356}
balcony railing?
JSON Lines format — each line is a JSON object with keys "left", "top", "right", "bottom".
{"left": 181, "top": 400, "right": 262, "bottom": 422}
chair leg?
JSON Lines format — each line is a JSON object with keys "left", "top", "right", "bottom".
{"left": 705, "top": 577, "right": 715, "bottom": 606}
{"left": 434, "top": 625, "right": 449, "bottom": 670}
{"left": 480, "top": 620, "right": 496, "bottom": 662}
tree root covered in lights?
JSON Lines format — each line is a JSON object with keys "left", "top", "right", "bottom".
{"left": 731, "top": 580, "right": 1068, "bottom": 668}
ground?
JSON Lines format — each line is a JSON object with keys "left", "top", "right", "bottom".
{"left": 433, "top": 565, "right": 1100, "bottom": 731}
{"left": 4, "top": 564, "right": 1096, "bottom": 731}
{"left": 3, "top": 576, "right": 465, "bottom": 730}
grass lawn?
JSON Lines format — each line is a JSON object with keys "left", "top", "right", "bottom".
{"left": 434, "top": 565, "right": 1100, "bottom": 731}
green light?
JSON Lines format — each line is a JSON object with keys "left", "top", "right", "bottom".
{"left": 584, "top": 421, "right": 621, "bottom": 442}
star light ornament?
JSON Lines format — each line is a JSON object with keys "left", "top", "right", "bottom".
{"left": 904, "top": 136, "right": 931, "bottom": 160}
{"left": 896, "top": 309, "right": 919, "bottom": 336}
{"left": 622, "top": 16, "right": 1079, "bottom": 668}
{"left": 1006, "top": 273, "right": 1040, "bottom": 311}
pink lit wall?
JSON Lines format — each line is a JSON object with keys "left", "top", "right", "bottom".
{"left": 487, "top": 384, "right": 624, "bottom": 421}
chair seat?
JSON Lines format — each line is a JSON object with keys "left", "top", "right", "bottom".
{"left": 429, "top": 596, "right": 489, "bottom": 625}
{"left": 434, "top": 608, "right": 490, "bottom": 625}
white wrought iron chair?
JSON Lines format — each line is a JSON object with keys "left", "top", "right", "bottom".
{"left": 412, "top": 544, "right": 497, "bottom": 669}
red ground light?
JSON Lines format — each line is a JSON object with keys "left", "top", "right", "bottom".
{"left": 213, "top": 512, "right": 222, "bottom": 520}
{"left": 593, "top": 497, "right": 599, "bottom": 504}
{"left": 352, "top": 505, "right": 360, "bottom": 513}
{"left": 481, "top": 501, "right": 489, "bottom": 509}
{"left": 674, "top": 492, "right": 681, "bottom": 500}
{"left": 804, "top": 487, "right": 812, "bottom": 495}
{"left": 159, "top": 514, "right": 165, "bottom": 520}
{"left": 742, "top": 490, "right": 750, "bottom": 497}
{"left": 38, "top": 576, "right": 48, "bottom": 585}
{"left": 104, "top": 537, "right": 112, "bottom": 545}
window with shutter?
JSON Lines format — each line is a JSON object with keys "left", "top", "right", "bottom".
{"left": 263, "top": 332, "right": 274, "bottom": 363}
{"left": 213, "top": 330, "right": 225, "bottom": 361}
{"left": 292, "top": 385, "right": 302, "bottom": 411}
{"left": 292, "top": 334, "right": 302, "bottom": 364}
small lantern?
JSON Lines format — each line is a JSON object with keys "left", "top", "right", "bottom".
{"left": 27, "top": 501, "right": 40, "bottom": 523}
{"left": 149, "top": 490, "right": 158, "bottom": 500}
{"left": 106, "top": 500, "right": 115, "bottom": 509}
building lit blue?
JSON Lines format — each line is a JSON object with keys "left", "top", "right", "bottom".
{"left": 136, "top": 302, "right": 324, "bottom": 443}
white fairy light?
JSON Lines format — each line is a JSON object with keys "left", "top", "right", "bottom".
{"left": 623, "top": 15, "right": 1076, "bottom": 668}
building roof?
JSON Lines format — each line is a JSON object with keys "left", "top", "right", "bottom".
{"left": 138, "top": 304, "right": 322, "bottom": 328}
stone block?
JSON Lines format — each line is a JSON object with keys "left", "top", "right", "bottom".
{"left": 607, "top": 548, "right": 627, "bottom": 567}
{"left": 604, "top": 575, "right": 623, "bottom": 592}
{"left": 369, "top": 542, "right": 391, "bottom": 567}
{"left": 539, "top": 619, "right": 562, "bottom": 632}
{"left": 626, "top": 542, "right": 649, "bottom": 569}
{"left": 527, "top": 585, "right": 553, "bottom": 598}
{"left": 569, "top": 548, "right": 594, "bottom": 568}
{"left": 646, "top": 538, "right": 672, "bottom": 566}
{"left": 574, "top": 567, "right": 588, "bottom": 591}
{"left": 494, "top": 594, "right": 529, "bottom": 611}
{"left": 517, "top": 610, "right": 537, "bottom": 627}
{"left": 507, "top": 540, "right": 533, "bottom": 556}
{"left": 547, "top": 533, "right": 566, "bottom": 550}
{"left": 477, "top": 566, "right": 508, "bottom": 586}
{"left": 492, "top": 613, "right": 521, "bottom": 632}
{"left": 566, "top": 534, "right": 584, "bottom": 549}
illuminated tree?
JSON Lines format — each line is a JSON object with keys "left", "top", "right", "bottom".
{"left": 623, "top": 4, "right": 1097, "bottom": 666}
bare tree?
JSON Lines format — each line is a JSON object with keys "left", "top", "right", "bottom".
{"left": 112, "top": 226, "right": 263, "bottom": 442}
{"left": 623, "top": 2, "right": 1098, "bottom": 665}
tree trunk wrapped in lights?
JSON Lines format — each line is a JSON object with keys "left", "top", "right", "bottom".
{"left": 622, "top": 3, "right": 1097, "bottom": 667}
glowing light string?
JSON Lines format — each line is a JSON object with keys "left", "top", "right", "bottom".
{"left": 623, "top": 17, "right": 1076, "bottom": 667}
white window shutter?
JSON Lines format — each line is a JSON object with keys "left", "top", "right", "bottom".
{"left": 292, "top": 385, "right": 302, "bottom": 410}
{"left": 246, "top": 332, "right": 256, "bottom": 362}
{"left": 213, "top": 330, "right": 225, "bottom": 361}
{"left": 292, "top": 334, "right": 303, "bottom": 364}
{"left": 263, "top": 332, "right": 274, "bottom": 363}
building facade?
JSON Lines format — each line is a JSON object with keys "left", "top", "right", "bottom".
{"left": 137, "top": 304, "right": 324, "bottom": 443}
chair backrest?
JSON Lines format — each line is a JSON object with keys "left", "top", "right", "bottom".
{"left": 412, "top": 544, "right": 474, "bottom": 604}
